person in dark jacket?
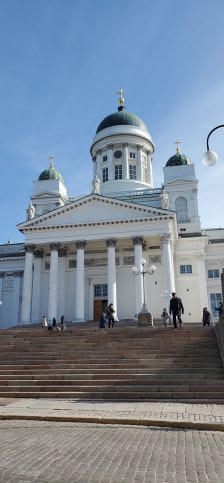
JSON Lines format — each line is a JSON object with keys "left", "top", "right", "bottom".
{"left": 99, "top": 312, "right": 107, "bottom": 329}
{"left": 202, "top": 307, "right": 211, "bottom": 326}
{"left": 169, "top": 292, "right": 184, "bottom": 330}
{"left": 107, "top": 303, "right": 115, "bottom": 328}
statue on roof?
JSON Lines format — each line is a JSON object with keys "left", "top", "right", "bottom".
{"left": 26, "top": 202, "right": 35, "bottom": 220}
{"left": 160, "top": 190, "right": 169, "bottom": 209}
{"left": 92, "top": 175, "right": 100, "bottom": 195}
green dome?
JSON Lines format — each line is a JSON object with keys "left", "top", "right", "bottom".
{"left": 96, "top": 109, "right": 148, "bottom": 134}
{"left": 38, "top": 162, "right": 64, "bottom": 182}
{"left": 166, "top": 152, "right": 191, "bottom": 167}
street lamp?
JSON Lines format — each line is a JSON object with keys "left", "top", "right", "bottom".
{"left": 202, "top": 124, "right": 224, "bottom": 166}
{"left": 132, "top": 258, "right": 156, "bottom": 325}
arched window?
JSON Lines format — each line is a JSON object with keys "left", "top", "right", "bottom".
{"left": 175, "top": 197, "right": 188, "bottom": 222}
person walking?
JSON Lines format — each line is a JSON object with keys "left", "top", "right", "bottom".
{"left": 202, "top": 307, "right": 211, "bottom": 326}
{"left": 169, "top": 292, "right": 184, "bottom": 330}
{"left": 52, "top": 317, "right": 57, "bottom": 328}
{"left": 161, "top": 308, "right": 171, "bottom": 327}
{"left": 99, "top": 311, "right": 107, "bottom": 329}
{"left": 107, "top": 303, "right": 115, "bottom": 328}
{"left": 42, "top": 315, "right": 48, "bottom": 328}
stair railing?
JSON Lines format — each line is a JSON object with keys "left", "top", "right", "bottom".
{"left": 213, "top": 315, "right": 224, "bottom": 368}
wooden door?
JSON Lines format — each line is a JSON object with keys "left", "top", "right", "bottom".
{"left": 94, "top": 300, "right": 102, "bottom": 321}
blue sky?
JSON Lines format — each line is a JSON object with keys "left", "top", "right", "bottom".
{"left": 1, "top": 0, "right": 224, "bottom": 244}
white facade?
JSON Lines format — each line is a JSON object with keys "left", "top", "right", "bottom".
{"left": 0, "top": 99, "right": 223, "bottom": 328}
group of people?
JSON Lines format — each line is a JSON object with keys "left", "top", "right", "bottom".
{"left": 41, "top": 314, "right": 66, "bottom": 331}
{"left": 161, "top": 294, "right": 224, "bottom": 330}
{"left": 99, "top": 303, "right": 116, "bottom": 329}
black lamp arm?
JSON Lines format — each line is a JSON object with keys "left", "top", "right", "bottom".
{"left": 206, "top": 124, "right": 224, "bottom": 151}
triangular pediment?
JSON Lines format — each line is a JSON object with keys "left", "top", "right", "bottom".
{"left": 165, "top": 178, "right": 197, "bottom": 186}
{"left": 31, "top": 192, "right": 59, "bottom": 199}
{"left": 18, "top": 194, "right": 175, "bottom": 231}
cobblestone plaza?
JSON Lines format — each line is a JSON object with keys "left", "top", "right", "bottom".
{"left": 0, "top": 420, "right": 224, "bottom": 482}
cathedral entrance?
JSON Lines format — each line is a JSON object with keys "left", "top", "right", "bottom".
{"left": 93, "top": 299, "right": 108, "bottom": 321}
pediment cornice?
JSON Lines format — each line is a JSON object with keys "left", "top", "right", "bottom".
{"left": 18, "top": 193, "right": 175, "bottom": 233}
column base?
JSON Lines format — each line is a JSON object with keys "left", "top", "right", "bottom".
{"left": 138, "top": 305, "right": 154, "bottom": 326}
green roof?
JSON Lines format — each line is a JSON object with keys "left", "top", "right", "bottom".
{"left": 38, "top": 162, "right": 64, "bottom": 182}
{"left": 166, "top": 153, "right": 191, "bottom": 167}
{"left": 96, "top": 109, "right": 148, "bottom": 134}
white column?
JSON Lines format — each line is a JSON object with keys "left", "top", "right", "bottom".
{"left": 12, "top": 272, "right": 22, "bottom": 325}
{"left": 123, "top": 143, "right": 129, "bottom": 179}
{"left": 0, "top": 273, "right": 4, "bottom": 302}
{"left": 58, "top": 247, "right": 67, "bottom": 320}
{"left": 196, "top": 253, "right": 209, "bottom": 310}
{"left": 96, "top": 150, "right": 101, "bottom": 179}
{"left": 21, "top": 245, "right": 35, "bottom": 324}
{"left": 137, "top": 145, "right": 142, "bottom": 181}
{"left": 75, "top": 240, "right": 86, "bottom": 321}
{"left": 161, "top": 234, "right": 176, "bottom": 296}
{"left": 133, "top": 237, "right": 144, "bottom": 315}
{"left": 48, "top": 243, "right": 60, "bottom": 322}
{"left": 147, "top": 151, "right": 153, "bottom": 187}
{"left": 31, "top": 250, "right": 43, "bottom": 323}
{"left": 108, "top": 144, "right": 113, "bottom": 181}
{"left": 0, "top": 273, "right": 4, "bottom": 327}
{"left": 106, "top": 238, "right": 117, "bottom": 315}
{"left": 88, "top": 278, "right": 94, "bottom": 320}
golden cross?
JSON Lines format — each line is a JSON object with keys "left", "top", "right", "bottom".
{"left": 48, "top": 154, "right": 56, "bottom": 166}
{"left": 117, "top": 88, "right": 125, "bottom": 106}
{"left": 174, "top": 140, "right": 182, "bottom": 153}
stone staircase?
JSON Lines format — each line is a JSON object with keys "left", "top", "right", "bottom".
{"left": 0, "top": 324, "right": 224, "bottom": 402}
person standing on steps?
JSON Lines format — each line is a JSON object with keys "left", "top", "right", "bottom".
{"left": 169, "top": 292, "right": 184, "bottom": 331}
{"left": 202, "top": 307, "right": 211, "bottom": 326}
{"left": 107, "top": 303, "right": 115, "bottom": 328}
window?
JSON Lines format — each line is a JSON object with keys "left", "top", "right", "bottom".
{"left": 94, "top": 284, "right": 108, "bottom": 297}
{"left": 143, "top": 167, "right": 147, "bottom": 182}
{"left": 130, "top": 152, "right": 136, "bottom": 159}
{"left": 208, "top": 269, "right": 220, "bottom": 278}
{"left": 102, "top": 155, "right": 107, "bottom": 162}
{"left": 102, "top": 167, "right": 108, "bottom": 182}
{"left": 210, "top": 293, "right": 222, "bottom": 316}
{"left": 175, "top": 197, "right": 188, "bottom": 222}
{"left": 45, "top": 261, "right": 50, "bottom": 270}
{"left": 129, "top": 165, "right": 137, "bottom": 179}
{"left": 69, "top": 259, "right": 76, "bottom": 268}
{"left": 115, "top": 164, "right": 123, "bottom": 180}
{"left": 180, "top": 264, "right": 192, "bottom": 274}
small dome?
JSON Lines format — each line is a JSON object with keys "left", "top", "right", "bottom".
{"left": 38, "top": 162, "right": 64, "bottom": 182}
{"left": 96, "top": 109, "right": 148, "bottom": 134}
{"left": 166, "top": 143, "right": 191, "bottom": 167}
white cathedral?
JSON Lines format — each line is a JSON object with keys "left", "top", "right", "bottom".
{"left": 0, "top": 92, "right": 223, "bottom": 328}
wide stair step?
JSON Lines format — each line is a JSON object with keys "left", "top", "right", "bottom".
{"left": 0, "top": 324, "right": 223, "bottom": 402}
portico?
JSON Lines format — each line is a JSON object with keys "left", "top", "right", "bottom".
{"left": 18, "top": 193, "right": 177, "bottom": 324}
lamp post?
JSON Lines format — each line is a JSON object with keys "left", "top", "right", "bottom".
{"left": 202, "top": 124, "right": 224, "bottom": 166}
{"left": 132, "top": 258, "right": 156, "bottom": 326}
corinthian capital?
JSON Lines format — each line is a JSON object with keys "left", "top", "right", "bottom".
{"left": 106, "top": 238, "right": 116, "bottom": 247}
{"left": 50, "top": 243, "right": 60, "bottom": 251}
{"left": 161, "top": 233, "right": 172, "bottom": 244}
{"left": 76, "top": 240, "right": 86, "bottom": 250}
{"left": 25, "top": 244, "right": 36, "bottom": 253}
{"left": 133, "top": 236, "right": 143, "bottom": 246}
